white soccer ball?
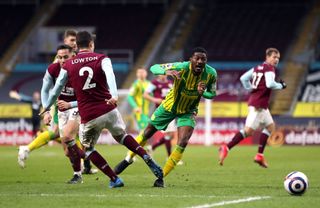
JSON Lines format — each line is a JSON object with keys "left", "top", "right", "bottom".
{"left": 284, "top": 171, "right": 309, "bottom": 195}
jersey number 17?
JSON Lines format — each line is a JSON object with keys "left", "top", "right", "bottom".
{"left": 251, "top": 72, "right": 263, "bottom": 89}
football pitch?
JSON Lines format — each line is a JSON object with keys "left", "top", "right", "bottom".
{"left": 0, "top": 145, "right": 319, "bottom": 208}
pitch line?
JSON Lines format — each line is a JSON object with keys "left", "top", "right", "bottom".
{"left": 0, "top": 193, "right": 263, "bottom": 199}
{"left": 186, "top": 196, "right": 271, "bottom": 208}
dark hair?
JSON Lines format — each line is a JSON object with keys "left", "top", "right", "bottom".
{"left": 76, "top": 31, "right": 95, "bottom": 48}
{"left": 266, "top": 48, "right": 279, "bottom": 56}
{"left": 191, "top": 47, "right": 207, "bottom": 56}
{"left": 64, "top": 29, "right": 77, "bottom": 38}
{"left": 56, "top": 44, "right": 73, "bottom": 52}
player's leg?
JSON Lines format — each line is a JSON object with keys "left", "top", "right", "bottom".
{"left": 115, "top": 128, "right": 162, "bottom": 179}
{"left": 162, "top": 120, "right": 177, "bottom": 157}
{"left": 60, "top": 109, "right": 86, "bottom": 184}
{"left": 80, "top": 118, "right": 123, "bottom": 188}
{"left": 163, "top": 133, "right": 173, "bottom": 156}
{"left": 124, "top": 114, "right": 150, "bottom": 162}
{"left": 86, "top": 147, "right": 124, "bottom": 188}
{"left": 21, "top": 106, "right": 60, "bottom": 152}
{"left": 254, "top": 109, "right": 274, "bottom": 168}
{"left": 31, "top": 116, "right": 41, "bottom": 137}
{"left": 115, "top": 106, "right": 174, "bottom": 174}
{"left": 104, "top": 109, "right": 162, "bottom": 179}
{"left": 151, "top": 120, "right": 175, "bottom": 154}
{"left": 162, "top": 113, "right": 195, "bottom": 178}
{"left": 70, "top": 124, "right": 97, "bottom": 175}
{"left": 81, "top": 149, "right": 98, "bottom": 175}
{"left": 26, "top": 127, "right": 59, "bottom": 151}
{"left": 114, "top": 123, "right": 157, "bottom": 174}
{"left": 162, "top": 128, "right": 191, "bottom": 178}
{"left": 18, "top": 123, "right": 59, "bottom": 168}
{"left": 151, "top": 135, "right": 166, "bottom": 151}
{"left": 165, "top": 131, "right": 185, "bottom": 165}
{"left": 121, "top": 105, "right": 173, "bottom": 163}
{"left": 219, "top": 106, "right": 257, "bottom": 165}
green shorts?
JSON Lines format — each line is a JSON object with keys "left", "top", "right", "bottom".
{"left": 134, "top": 113, "right": 149, "bottom": 131}
{"left": 150, "top": 105, "right": 196, "bottom": 130}
{"left": 53, "top": 104, "right": 58, "bottom": 125}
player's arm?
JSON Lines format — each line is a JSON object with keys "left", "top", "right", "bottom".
{"left": 202, "top": 66, "right": 217, "bottom": 99}
{"left": 69, "top": 101, "right": 78, "bottom": 108}
{"left": 265, "top": 72, "right": 286, "bottom": 90}
{"left": 9, "top": 90, "right": 21, "bottom": 101}
{"left": 127, "top": 82, "right": 138, "bottom": 110}
{"left": 56, "top": 100, "right": 77, "bottom": 111}
{"left": 41, "top": 70, "right": 54, "bottom": 106}
{"left": 17, "top": 93, "right": 33, "bottom": 103}
{"left": 150, "top": 62, "right": 188, "bottom": 78}
{"left": 102, "top": 58, "right": 118, "bottom": 100}
{"left": 42, "top": 69, "right": 68, "bottom": 112}
{"left": 240, "top": 68, "right": 254, "bottom": 90}
{"left": 202, "top": 77, "right": 217, "bottom": 99}
{"left": 143, "top": 83, "right": 162, "bottom": 104}
{"left": 9, "top": 90, "right": 33, "bottom": 103}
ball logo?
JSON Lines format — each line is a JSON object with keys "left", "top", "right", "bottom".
{"left": 284, "top": 171, "right": 309, "bottom": 195}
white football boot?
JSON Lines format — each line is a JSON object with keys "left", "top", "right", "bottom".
{"left": 18, "top": 146, "right": 30, "bottom": 168}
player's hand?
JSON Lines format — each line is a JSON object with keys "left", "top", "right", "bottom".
{"left": 39, "top": 108, "right": 50, "bottom": 116}
{"left": 165, "top": 70, "right": 181, "bottom": 80}
{"left": 154, "top": 98, "right": 163, "bottom": 105}
{"left": 9, "top": 90, "right": 20, "bottom": 100}
{"left": 43, "top": 112, "right": 52, "bottom": 126}
{"left": 105, "top": 97, "right": 118, "bottom": 106}
{"left": 57, "top": 100, "right": 71, "bottom": 110}
{"left": 279, "top": 79, "right": 287, "bottom": 89}
{"left": 197, "top": 81, "right": 206, "bottom": 95}
{"left": 134, "top": 107, "right": 142, "bottom": 114}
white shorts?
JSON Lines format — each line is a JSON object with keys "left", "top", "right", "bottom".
{"left": 58, "top": 107, "right": 80, "bottom": 137}
{"left": 164, "top": 119, "right": 177, "bottom": 133}
{"left": 245, "top": 106, "right": 274, "bottom": 130}
{"left": 79, "top": 108, "right": 126, "bottom": 148}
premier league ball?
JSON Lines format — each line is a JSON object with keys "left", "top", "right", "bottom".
{"left": 284, "top": 171, "right": 309, "bottom": 195}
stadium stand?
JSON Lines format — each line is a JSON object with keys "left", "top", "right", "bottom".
{"left": 0, "top": 5, "right": 36, "bottom": 58}
{"left": 45, "top": 4, "right": 164, "bottom": 60}
{"left": 271, "top": 0, "right": 320, "bottom": 114}
{"left": 214, "top": 70, "right": 249, "bottom": 101}
{"left": 186, "top": 1, "right": 310, "bottom": 61}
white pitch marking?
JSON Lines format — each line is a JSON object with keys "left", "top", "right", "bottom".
{"left": 186, "top": 196, "right": 271, "bottom": 208}
{"left": 0, "top": 193, "right": 258, "bottom": 199}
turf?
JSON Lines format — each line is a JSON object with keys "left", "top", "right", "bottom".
{"left": 0, "top": 145, "right": 319, "bottom": 208}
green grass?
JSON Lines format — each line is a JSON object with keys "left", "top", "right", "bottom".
{"left": 0, "top": 145, "right": 319, "bottom": 208}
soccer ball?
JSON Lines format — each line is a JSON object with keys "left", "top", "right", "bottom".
{"left": 284, "top": 171, "right": 309, "bottom": 195}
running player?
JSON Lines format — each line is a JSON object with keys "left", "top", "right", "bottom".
{"left": 143, "top": 75, "right": 178, "bottom": 161}
{"left": 114, "top": 47, "right": 217, "bottom": 187}
{"left": 17, "top": 30, "right": 96, "bottom": 175}
{"left": 17, "top": 30, "right": 78, "bottom": 168}
{"left": 42, "top": 31, "right": 163, "bottom": 188}
{"left": 218, "top": 48, "right": 286, "bottom": 168}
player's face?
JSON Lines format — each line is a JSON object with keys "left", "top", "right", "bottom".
{"left": 33, "top": 91, "right": 40, "bottom": 101}
{"left": 190, "top": 52, "right": 207, "bottom": 76}
{"left": 136, "top": 68, "right": 147, "bottom": 80}
{"left": 64, "top": 35, "right": 77, "bottom": 51}
{"left": 56, "top": 49, "right": 72, "bottom": 67}
{"left": 266, "top": 52, "right": 280, "bottom": 67}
